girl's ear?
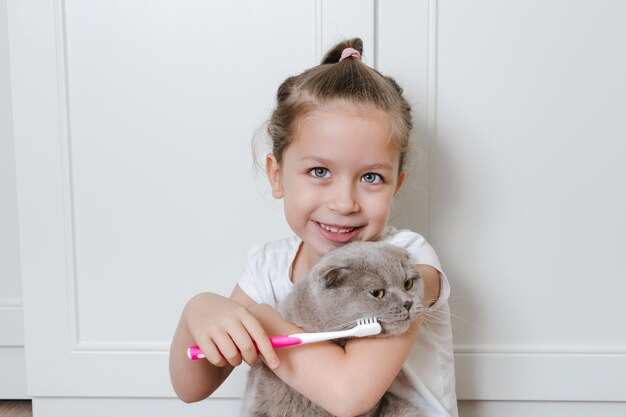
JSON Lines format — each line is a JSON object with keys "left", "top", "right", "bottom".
{"left": 266, "top": 153, "right": 284, "bottom": 199}
{"left": 394, "top": 171, "right": 406, "bottom": 196}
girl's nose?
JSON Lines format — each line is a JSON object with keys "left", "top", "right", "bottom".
{"left": 328, "top": 183, "right": 360, "bottom": 214}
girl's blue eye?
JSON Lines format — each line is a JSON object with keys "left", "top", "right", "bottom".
{"left": 361, "top": 173, "right": 383, "bottom": 184}
{"left": 309, "top": 167, "right": 330, "bottom": 178}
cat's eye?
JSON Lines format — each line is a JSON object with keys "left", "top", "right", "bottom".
{"left": 370, "top": 289, "right": 386, "bottom": 299}
{"left": 404, "top": 279, "right": 414, "bottom": 291}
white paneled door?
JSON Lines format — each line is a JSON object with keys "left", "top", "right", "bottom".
{"left": 8, "top": 0, "right": 626, "bottom": 416}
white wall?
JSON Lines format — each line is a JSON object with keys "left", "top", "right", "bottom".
{"left": 4, "top": 0, "right": 626, "bottom": 416}
{"left": 0, "top": 0, "right": 27, "bottom": 399}
{"left": 437, "top": 1, "right": 626, "bottom": 414}
{"left": 433, "top": 0, "right": 626, "bottom": 404}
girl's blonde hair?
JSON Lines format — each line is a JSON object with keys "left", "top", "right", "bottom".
{"left": 267, "top": 38, "right": 413, "bottom": 172}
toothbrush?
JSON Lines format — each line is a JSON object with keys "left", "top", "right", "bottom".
{"left": 187, "top": 316, "right": 381, "bottom": 360}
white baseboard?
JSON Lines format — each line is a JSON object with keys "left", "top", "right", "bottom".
{"left": 458, "top": 400, "right": 626, "bottom": 417}
{"left": 30, "top": 398, "right": 626, "bottom": 417}
{"left": 0, "top": 303, "right": 27, "bottom": 399}
{"left": 33, "top": 397, "right": 242, "bottom": 417}
{"left": 0, "top": 346, "right": 28, "bottom": 399}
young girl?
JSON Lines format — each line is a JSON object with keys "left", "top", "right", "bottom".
{"left": 169, "top": 38, "right": 458, "bottom": 417}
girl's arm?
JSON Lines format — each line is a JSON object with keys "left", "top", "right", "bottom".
{"left": 169, "top": 292, "right": 279, "bottom": 402}
{"left": 246, "top": 264, "right": 441, "bottom": 417}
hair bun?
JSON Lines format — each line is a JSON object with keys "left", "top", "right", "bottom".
{"left": 321, "top": 38, "right": 364, "bottom": 64}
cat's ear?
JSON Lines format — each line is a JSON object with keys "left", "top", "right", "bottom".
{"left": 320, "top": 266, "right": 349, "bottom": 288}
{"left": 403, "top": 258, "right": 422, "bottom": 282}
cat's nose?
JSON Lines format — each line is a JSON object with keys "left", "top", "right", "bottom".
{"left": 403, "top": 300, "right": 413, "bottom": 311}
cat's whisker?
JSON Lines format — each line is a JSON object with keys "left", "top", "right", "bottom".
{"left": 421, "top": 303, "right": 467, "bottom": 319}
{"left": 374, "top": 309, "right": 411, "bottom": 323}
{"left": 420, "top": 309, "right": 477, "bottom": 333}
{"left": 421, "top": 308, "right": 453, "bottom": 321}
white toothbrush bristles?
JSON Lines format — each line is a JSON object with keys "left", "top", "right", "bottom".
{"left": 357, "top": 317, "right": 378, "bottom": 326}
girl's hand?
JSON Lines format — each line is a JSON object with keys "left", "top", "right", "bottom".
{"left": 183, "top": 292, "right": 280, "bottom": 369}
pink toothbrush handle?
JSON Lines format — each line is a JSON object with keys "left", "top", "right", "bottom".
{"left": 269, "top": 335, "right": 303, "bottom": 348}
{"left": 187, "top": 336, "right": 302, "bottom": 360}
{"left": 187, "top": 345, "right": 204, "bottom": 360}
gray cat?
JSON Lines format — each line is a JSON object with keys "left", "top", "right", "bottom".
{"left": 241, "top": 241, "right": 424, "bottom": 417}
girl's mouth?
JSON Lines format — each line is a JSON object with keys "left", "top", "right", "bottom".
{"left": 314, "top": 221, "right": 361, "bottom": 243}
{"left": 318, "top": 223, "right": 355, "bottom": 234}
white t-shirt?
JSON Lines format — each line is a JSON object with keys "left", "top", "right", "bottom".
{"left": 238, "top": 227, "right": 459, "bottom": 417}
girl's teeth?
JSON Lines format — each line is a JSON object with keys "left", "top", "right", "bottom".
{"left": 320, "top": 223, "right": 354, "bottom": 234}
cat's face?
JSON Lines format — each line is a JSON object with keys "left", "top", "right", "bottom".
{"left": 308, "top": 241, "right": 423, "bottom": 336}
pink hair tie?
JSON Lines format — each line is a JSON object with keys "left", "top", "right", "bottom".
{"left": 339, "top": 47, "right": 361, "bottom": 62}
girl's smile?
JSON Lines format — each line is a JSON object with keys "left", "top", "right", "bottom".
{"left": 314, "top": 221, "right": 362, "bottom": 243}
{"left": 266, "top": 103, "right": 405, "bottom": 270}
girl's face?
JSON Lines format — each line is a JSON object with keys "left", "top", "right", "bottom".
{"left": 267, "top": 104, "right": 405, "bottom": 270}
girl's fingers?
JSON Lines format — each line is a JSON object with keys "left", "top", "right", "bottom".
{"left": 214, "top": 334, "right": 242, "bottom": 366}
{"left": 218, "top": 316, "right": 262, "bottom": 366}
{"left": 241, "top": 315, "right": 280, "bottom": 370}
{"left": 226, "top": 318, "right": 268, "bottom": 368}
{"left": 228, "top": 326, "right": 259, "bottom": 366}
{"left": 188, "top": 304, "right": 278, "bottom": 369}
{"left": 209, "top": 331, "right": 243, "bottom": 367}
{"left": 196, "top": 340, "right": 227, "bottom": 367}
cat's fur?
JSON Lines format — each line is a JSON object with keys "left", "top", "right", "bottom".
{"left": 241, "top": 241, "right": 424, "bottom": 417}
